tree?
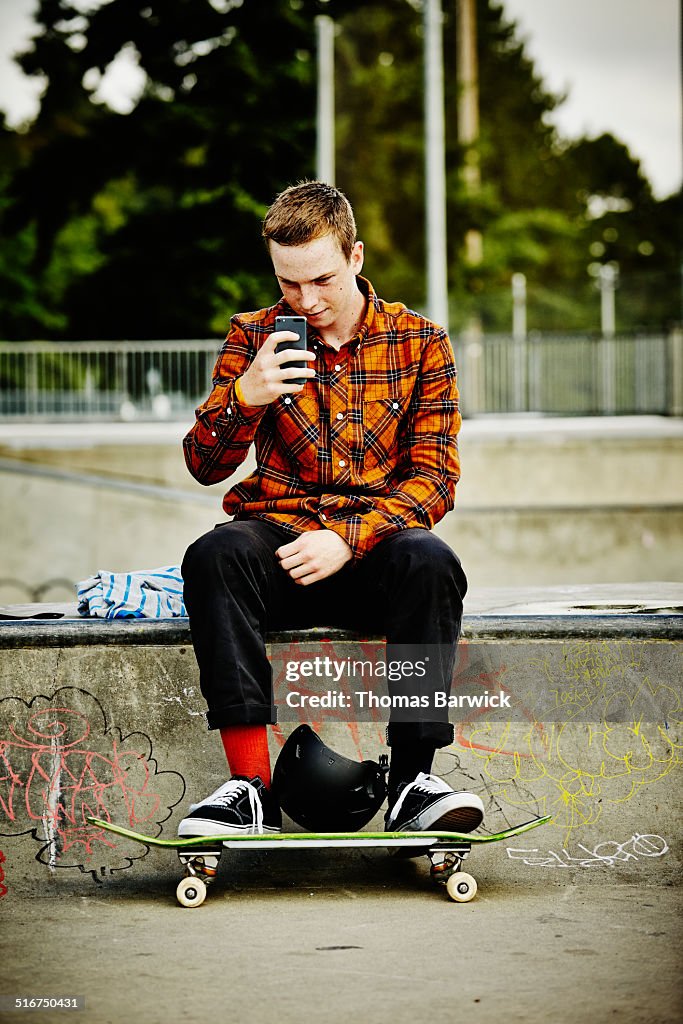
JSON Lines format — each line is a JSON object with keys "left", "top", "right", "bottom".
{"left": 562, "top": 134, "right": 680, "bottom": 331}
{"left": 1, "top": 0, "right": 335, "bottom": 339}
{"left": 0, "top": 0, "right": 678, "bottom": 339}
{"left": 335, "top": 1, "right": 680, "bottom": 333}
{"left": 334, "top": 1, "right": 579, "bottom": 325}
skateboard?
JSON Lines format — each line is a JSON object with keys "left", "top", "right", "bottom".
{"left": 86, "top": 814, "right": 551, "bottom": 908}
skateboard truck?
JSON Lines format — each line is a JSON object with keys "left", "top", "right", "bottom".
{"left": 177, "top": 849, "right": 221, "bottom": 909}
{"left": 427, "top": 842, "right": 477, "bottom": 902}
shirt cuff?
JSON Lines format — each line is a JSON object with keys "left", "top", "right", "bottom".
{"left": 230, "top": 377, "right": 269, "bottom": 422}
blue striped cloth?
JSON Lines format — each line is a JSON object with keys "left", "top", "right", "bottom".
{"left": 76, "top": 566, "right": 186, "bottom": 619}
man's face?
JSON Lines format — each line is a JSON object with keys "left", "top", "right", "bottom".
{"left": 269, "top": 233, "right": 364, "bottom": 334}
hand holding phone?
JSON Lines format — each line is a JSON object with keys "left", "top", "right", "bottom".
{"left": 237, "top": 315, "right": 315, "bottom": 406}
{"left": 274, "top": 315, "right": 308, "bottom": 387}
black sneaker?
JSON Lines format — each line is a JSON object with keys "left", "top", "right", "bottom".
{"left": 385, "top": 772, "right": 484, "bottom": 833}
{"left": 178, "top": 776, "right": 282, "bottom": 837}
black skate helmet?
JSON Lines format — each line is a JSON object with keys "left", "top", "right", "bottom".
{"left": 272, "top": 725, "right": 388, "bottom": 832}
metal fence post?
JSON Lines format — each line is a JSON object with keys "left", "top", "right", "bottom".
{"left": 528, "top": 332, "right": 541, "bottom": 411}
{"left": 461, "top": 321, "right": 484, "bottom": 415}
{"left": 600, "top": 335, "right": 617, "bottom": 415}
{"left": 669, "top": 326, "right": 683, "bottom": 416}
{"left": 26, "top": 348, "right": 37, "bottom": 417}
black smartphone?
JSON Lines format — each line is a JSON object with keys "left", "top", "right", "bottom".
{"left": 274, "top": 315, "right": 308, "bottom": 387}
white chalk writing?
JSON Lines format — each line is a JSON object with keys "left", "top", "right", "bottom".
{"left": 506, "top": 833, "right": 669, "bottom": 868}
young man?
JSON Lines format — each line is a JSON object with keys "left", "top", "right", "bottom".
{"left": 179, "top": 181, "right": 484, "bottom": 836}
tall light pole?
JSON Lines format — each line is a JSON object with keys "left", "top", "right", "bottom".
{"left": 424, "top": 0, "right": 449, "bottom": 331}
{"left": 456, "top": 0, "right": 483, "bottom": 413}
{"left": 456, "top": 0, "right": 482, "bottom": 266}
{"left": 316, "top": 15, "right": 335, "bottom": 184}
{"left": 317, "top": 4, "right": 449, "bottom": 328}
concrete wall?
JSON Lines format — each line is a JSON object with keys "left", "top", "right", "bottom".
{"left": 0, "top": 417, "right": 682, "bottom": 599}
{"left": 0, "top": 627, "right": 680, "bottom": 898}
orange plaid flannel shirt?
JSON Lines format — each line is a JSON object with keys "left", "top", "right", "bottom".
{"left": 184, "top": 277, "right": 461, "bottom": 558}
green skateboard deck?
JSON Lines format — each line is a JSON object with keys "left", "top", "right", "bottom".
{"left": 86, "top": 814, "right": 551, "bottom": 907}
{"left": 87, "top": 815, "right": 550, "bottom": 849}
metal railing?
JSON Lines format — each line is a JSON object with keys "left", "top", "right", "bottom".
{"left": 0, "top": 339, "right": 221, "bottom": 420}
{"left": 0, "top": 331, "right": 680, "bottom": 420}
{"left": 457, "top": 330, "right": 682, "bottom": 417}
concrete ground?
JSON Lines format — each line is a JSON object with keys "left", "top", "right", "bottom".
{"left": 2, "top": 849, "right": 681, "bottom": 1024}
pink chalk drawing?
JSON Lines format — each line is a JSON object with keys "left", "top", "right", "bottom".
{"left": 0, "top": 688, "right": 185, "bottom": 877}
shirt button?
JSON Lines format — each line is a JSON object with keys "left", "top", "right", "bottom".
{"left": 336, "top": 412, "right": 344, "bottom": 420}
{"left": 338, "top": 459, "right": 346, "bottom": 468}
{"left": 392, "top": 402, "right": 399, "bottom": 410}
{"left": 284, "top": 397, "right": 292, "bottom": 405}
{"left": 211, "top": 431, "right": 216, "bottom": 437}
{"left": 334, "top": 364, "right": 342, "bottom": 372}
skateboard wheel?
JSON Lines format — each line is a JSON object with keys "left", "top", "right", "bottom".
{"left": 177, "top": 875, "right": 207, "bottom": 908}
{"left": 446, "top": 871, "right": 477, "bottom": 903}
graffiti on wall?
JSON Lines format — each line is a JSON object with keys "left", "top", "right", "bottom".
{"left": 506, "top": 832, "right": 670, "bottom": 869}
{"left": 0, "top": 688, "right": 186, "bottom": 880}
{"left": 1, "top": 634, "right": 679, "bottom": 886}
{"left": 449, "top": 640, "right": 683, "bottom": 839}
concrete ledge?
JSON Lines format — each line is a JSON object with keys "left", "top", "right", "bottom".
{"left": 2, "top": 584, "right": 683, "bottom": 646}
{"left": 1, "top": 612, "right": 682, "bottom": 647}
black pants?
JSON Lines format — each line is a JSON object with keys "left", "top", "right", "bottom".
{"left": 182, "top": 520, "right": 467, "bottom": 748}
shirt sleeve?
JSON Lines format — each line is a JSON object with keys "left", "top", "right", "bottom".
{"left": 183, "top": 319, "right": 267, "bottom": 485}
{"left": 326, "top": 330, "right": 461, "bottom": 558}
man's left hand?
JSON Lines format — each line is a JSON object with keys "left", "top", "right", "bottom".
{"left": 276, "top": 530, "right": 353, "bottom": 586}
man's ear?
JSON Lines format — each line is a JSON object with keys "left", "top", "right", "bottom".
{"left": 351, "top": 240, "right": 364, "bottom": 274}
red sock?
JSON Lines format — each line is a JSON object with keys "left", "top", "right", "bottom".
{"left": 219, "top": 724, "right": 271, "bottom": 787}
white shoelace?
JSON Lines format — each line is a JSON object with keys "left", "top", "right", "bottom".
{"left": 389, "top": 772, "right": 450, "bottom": 824}
{"left": 194, "top": 778, "right": 264, "bottom": 833}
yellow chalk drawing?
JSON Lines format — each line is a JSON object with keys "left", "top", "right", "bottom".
{"left": 456, "top": 640, "right": 683, "bottom": 840}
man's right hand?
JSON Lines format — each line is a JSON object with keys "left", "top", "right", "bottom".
{"left": 237, "top": 331, "right": 316, "bottom": 407}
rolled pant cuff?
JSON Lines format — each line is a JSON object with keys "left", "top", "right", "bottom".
{"left": 206, "top": 703, "right": 278, "bottom": 730}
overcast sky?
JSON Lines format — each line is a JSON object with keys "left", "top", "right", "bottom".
{"left": 0, "top": 0, "right": 680, "bottom": 198}
{"left": 502, "top": 0, "right": 681, "bottom": 198}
